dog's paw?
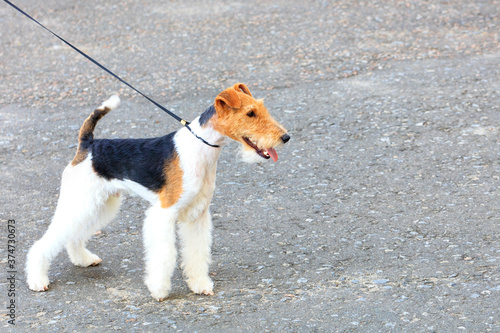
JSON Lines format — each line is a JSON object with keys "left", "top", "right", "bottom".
{"left": 89, "top": 257, "right": 102, "bottom": 266}
{"left": 187, "top": 276, "right": 214, "bottom": 296}
{"left": 146, "top": 278, "right": 171, "bottom": 302}
{"left": 70, "top": 252, "right": 102, "bottom": 267}
{"left": 200, "top": 289, "right": 214, "bottom": 296}
{"left": 150, "top": 290, "right": 170, "bottom": 302}
{"left": 28, "top": 276, "right": 50, "bottom": 292}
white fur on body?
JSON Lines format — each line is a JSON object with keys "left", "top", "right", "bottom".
{"left": 26, "top": 116, "right": 226, "bottom": 299}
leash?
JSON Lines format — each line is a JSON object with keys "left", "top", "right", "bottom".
{"left": 3, "top": 0, "right": 220, "bottom": 148}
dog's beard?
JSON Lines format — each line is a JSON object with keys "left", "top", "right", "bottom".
{"left": 238, "top": 146, "right": 265, "bottom": 163}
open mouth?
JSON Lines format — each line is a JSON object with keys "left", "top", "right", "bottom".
{"left": 243, "top": 137, "right": 278, "bottom": 162}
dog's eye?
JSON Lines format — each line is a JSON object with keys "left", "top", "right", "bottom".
{"left": 247, "top": 111, "right": 256, "bottom": 117}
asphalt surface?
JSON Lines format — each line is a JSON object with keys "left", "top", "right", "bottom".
{"left": 1, "top": 0, "right": 499, "bottom": 332}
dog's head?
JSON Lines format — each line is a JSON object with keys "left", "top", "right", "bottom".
{"left": 212, "top": 83, "right": 289, "bottom": 162}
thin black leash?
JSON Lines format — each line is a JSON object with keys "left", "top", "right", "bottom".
{"left": 3, "top": 0, "right": 220, "bottom": 148}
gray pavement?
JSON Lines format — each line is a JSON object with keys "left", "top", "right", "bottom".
{"left": 1, "top": 0, "right": 499, "bottom": 332}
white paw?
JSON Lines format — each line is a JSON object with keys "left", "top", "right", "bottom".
{"left": 145, "top": 278, "right": 171, "bottom": 302}
{"left": 70, "top": 252, "right": 102, "bottom": 267}
{"left": 28, "top": 275, "right": 50, "bottom": 292}
{"left": 187, "top": 276, "right": 214, "bottom": 296}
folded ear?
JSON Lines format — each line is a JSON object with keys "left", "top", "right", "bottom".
{"left": 233, "top": 83, "right": 252, "bottom": 97}
{"left": 215, "top": 87, "right": 241, "bottom": 110}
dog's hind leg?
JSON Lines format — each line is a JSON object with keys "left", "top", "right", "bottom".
{"left": 26, "top": 190, "right": 100, "bottom": 290}
{"left": 27, "top": 166, "right": 87, "bottom": 291}
{"left": 178, "top": 208, "right": 214, "bottom": 296}
{"left": 26, "top": 209, "right": 69, "bottom": 291}
{"left": 26, "top": 161, "right": 111, "bottom": 291}
{"left": 66, "top": 193, "right": 122, "bottom": 267}
{"left": 143, "top": 203, "right": 177, "bottom": 301}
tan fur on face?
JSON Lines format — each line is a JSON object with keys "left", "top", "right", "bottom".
{"left": 212, "top": 83, "right": 287, "bottom": 152}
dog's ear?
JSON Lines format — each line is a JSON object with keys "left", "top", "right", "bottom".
{"left": 233, "top": 83, "right": 252, "bottom": 97}
{"left": 215, "top": 87, "right": 241, "bottom": 110}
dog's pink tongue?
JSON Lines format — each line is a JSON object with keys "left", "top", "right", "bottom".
{"left": 267, "top": 148, "right": 278, "bottom": 162}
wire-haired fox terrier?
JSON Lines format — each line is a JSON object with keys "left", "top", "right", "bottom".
{"left": 26, "top": 83, "right": 290, "bottom": 301}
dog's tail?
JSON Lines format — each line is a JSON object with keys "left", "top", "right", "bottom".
{"left": 71, "top": 95, "right": 120, "bottom": 166}
{"left": 78, "top": 95, "right": 120, "bottom": 142}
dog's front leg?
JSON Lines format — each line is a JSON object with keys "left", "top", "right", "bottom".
{"left": 178, "top": 208, "right": 214, "bottom": 296}
{"left": 143, "top": 204, "right": 177, "bottom": 301}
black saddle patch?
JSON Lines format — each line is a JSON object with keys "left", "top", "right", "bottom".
{"left": 90, "top": 131, "right": 177, "bottom": 192}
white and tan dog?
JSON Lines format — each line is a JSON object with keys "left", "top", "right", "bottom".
{"left": 26, "top": 83, "right": 289, "bottom": 301}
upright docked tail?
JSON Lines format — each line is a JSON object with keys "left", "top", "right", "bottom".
{"left": 78, "top": 95, "right": 120, "bottom": 142}
{"left": 71, "top": 95, "right": 120, "bottom": 166}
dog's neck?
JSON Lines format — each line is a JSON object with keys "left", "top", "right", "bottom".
{"left": 180, "top": 105, "right": 227, "bottom": 150}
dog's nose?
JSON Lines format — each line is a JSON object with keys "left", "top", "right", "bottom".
{"left": 281, "top": 134, "right": 290, "bottom": 143}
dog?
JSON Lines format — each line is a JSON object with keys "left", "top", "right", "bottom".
{"left": 26, "top": 83, "right": 290, "bottom": 301}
